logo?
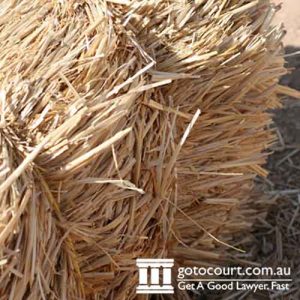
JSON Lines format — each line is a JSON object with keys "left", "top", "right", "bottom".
{"left": 135, "top": 259, "right": 292, "bottom": 295}
{"left": 136, "top": 258, "right": 174, "bottom": 294}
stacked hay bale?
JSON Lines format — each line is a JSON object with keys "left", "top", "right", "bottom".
{"left": 0, "top": 0, "right": 295, "bottom": 299}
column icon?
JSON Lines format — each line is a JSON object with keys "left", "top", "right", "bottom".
{"left": 136, "top": 258, "right": 174, "bottom": 294}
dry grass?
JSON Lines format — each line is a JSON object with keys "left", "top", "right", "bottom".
{"left": 0, "top": 0, "right": 297, "bottom": 299}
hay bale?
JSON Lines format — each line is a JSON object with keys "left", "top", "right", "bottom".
{"left": 0, "top": 0, "right": 297, "bottom": 299}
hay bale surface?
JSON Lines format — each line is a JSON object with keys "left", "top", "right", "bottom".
{"left": 0, "top": 0, "right": 296, "bottom": 299}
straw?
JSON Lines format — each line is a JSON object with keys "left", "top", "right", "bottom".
{"left": 0, "top": 0, "right": 298, "bottom": 299}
